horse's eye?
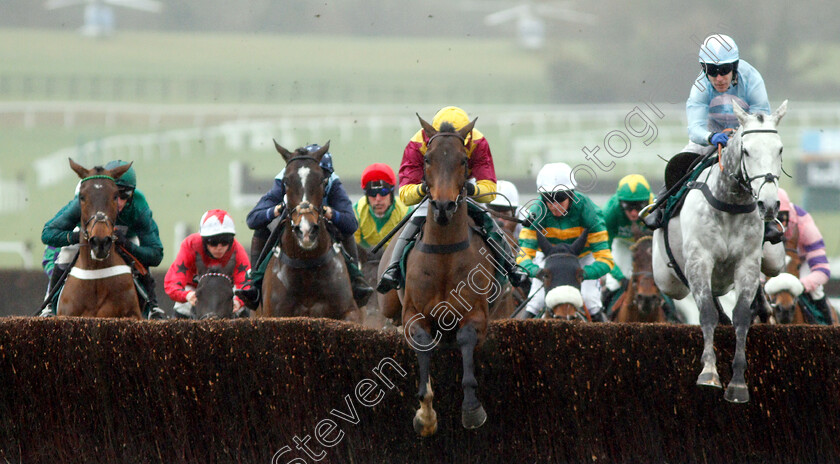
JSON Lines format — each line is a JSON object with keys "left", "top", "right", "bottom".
{"left": 424, "top": 156, "right": 430, "bottom": 165}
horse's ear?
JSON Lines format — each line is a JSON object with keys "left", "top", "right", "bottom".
{"left": 222, "top": 249, "right": 237, "bottom": 276}
{"left": 418, "top": 113, "right": 436, "bottom": 138}
{"left": 458, "top": 117, "right": 478, "bottom": 140}
{"left": 310, "top": 141, "right": 330, "bottom": 163}
{"left": 274, "top": 139, "right": 294, "bottom": 162}
{"left": 69, "top": 158, "right": 90, "bottom": 179}
{"left": 107, "top": 162, "right": 133, "bottom": 182}
{"left": 571, "top": 229, "right": 589, "bottom": 255}
{"left": 195, "top": 252, "right": 207, "bottom": 276}
{"left": 733, "top": 102, "right": 749, "bottom": 126}
{"left": 535, "top": 229, "right": 556, "bottom": 257}
{"left": 772, "top": 100, "right": 789, "bottom": 126}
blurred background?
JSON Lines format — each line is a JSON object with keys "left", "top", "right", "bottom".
{"left": 2, "top": 0, "right": 839, "bottom": 279}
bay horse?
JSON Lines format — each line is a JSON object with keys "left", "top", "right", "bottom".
{"left": 259, "top": 141, "right": 362, "bottom": 323}
{"left": 536, "top": 229, "right": 589, "bottom": 320}
{"left": 486, "top": 204, "right": 524, "bottom": 320}
{"left": 612, "top": 235, "right": 667, "bottom": 323}
{"left": 193, "top": 253, "right": 236, "bottom": 319}
{"left": 378, "top": 115, "right": 497, "bottom": 436}
{"left": 357, "top": 246, "right": 392, "bottom": 329}
{"left": 59, "top": 159, "right": 142, "bottom": 318}
{"left": 652, "top": 101, "right": 788, "bottom": 403}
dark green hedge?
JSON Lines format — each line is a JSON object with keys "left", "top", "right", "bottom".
{"left": 0, "top": 318, "right": 838, "bottom": 463}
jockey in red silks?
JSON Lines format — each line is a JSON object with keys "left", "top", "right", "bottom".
{"left": 164, "top": 209, "right": 251, "bottom": 318}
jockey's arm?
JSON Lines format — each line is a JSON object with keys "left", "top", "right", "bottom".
{"left": 514, "top": 206, "right": 544, "bottom": 278}
{"left": 467, "top": 137, "right": 497, "bottom": 203}
{"left": 580, "top": 203, "right": 614, "bottom": 280}
{"left": 246, "top": 177, "right": 285, "bottom": 230}
{"left": 796, "top": 209, "right": 831, "bottom": 292}
{"left": 686, "top": 84, "right": 713, "bottom": 145}
{"left": 164, "top": 242, "right": 196, "bottom": 303}
{"left": 123, "top": 208, "right": 164, "bottom": 268}
{"left": 41, "top": 199, "right": 82, "bottom": 247}
{"left": 324, "top": 178, "right": 358, "bottom": 238}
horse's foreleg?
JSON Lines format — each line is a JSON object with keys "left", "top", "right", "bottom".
{"left": 726, "top": 276, "right": 759, "bottom": 403}
{"left": 457, "top": 323, "right": 487, "bottom": 429}
{"left": 410, "top": 325, "right": 437, "bottom": 437}
{"left": 689, "top": 261, "right": 721, "bottom": 389}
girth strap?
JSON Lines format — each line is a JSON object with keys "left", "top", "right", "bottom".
{"left": 415, "top": 228, "right": 472, "bottom": 254}
{"left": 686, "top": 181, "right": 757, "bottom": 214}
{"left": 277, "top": 245, "right": 337, "bottom": 269}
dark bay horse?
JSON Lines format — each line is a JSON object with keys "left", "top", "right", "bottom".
{"left": 259, "top": 141, "right": 362, "bottom": 323}
{"left": 358, "top": 246, "right": 392, "bottom": 329}
{"left": 58, "top": 159, "right": 141, "bottom": 318}
{"left": 378, "top": 116, "right": 496, "bottom": 436}
{"left": 193, "top": 253, "right": 236, "bottom": 319}
{"left": 612, "top": 235, "right": 667, "bottom": 323}
{"left": 537, "top": 230, "right": 589, "bottom": 320}
{"left": 486, "top": 206, "right": 524, "bottom": 320}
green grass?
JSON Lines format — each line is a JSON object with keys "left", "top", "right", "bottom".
{"left": 1, "top": 28, "right": 839, "bottom": 270}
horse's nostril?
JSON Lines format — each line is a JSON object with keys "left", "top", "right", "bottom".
{"left": 446, "top": 201, "right": 457, "bottom": 213}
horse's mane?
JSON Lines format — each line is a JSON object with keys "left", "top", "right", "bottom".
{"left": 438, "top": 122, "right": 457, "bottom": 133}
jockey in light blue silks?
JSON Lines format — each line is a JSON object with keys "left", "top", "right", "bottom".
{"left": 684, "top": 33, "right": 771, "bottom": 156}
{"left": 645, "top": 34, "right": 773, "bottom": 231}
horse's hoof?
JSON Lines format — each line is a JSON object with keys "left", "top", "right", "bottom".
{"left": 413, "top": 414, "right": 438, "bottom": 437}
{"left": 461, "top": 405, "right": 487, "bottom": 430}
{"left": 724, "top": 383, "right": 750, "bottom": 403}
{"left": 696, "top": 372, "right": 722, "bottom": 388}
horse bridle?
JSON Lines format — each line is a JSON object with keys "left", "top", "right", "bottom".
{"left": 729, "top": 128, "right": 781, "bottom": 201}
{"left": 423, "top": 132, "right": 471, "bottom": 206}
{"left": 283, "top": 156, "right": 329, "bottom": 227}
{"left": 79, "top": 175, "right": 118, "bottom": 254}
{"left": 197, "top": 271, "right": 233, "bottom": 285}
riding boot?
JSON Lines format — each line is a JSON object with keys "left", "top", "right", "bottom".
{"left": 236, "top": 227, "right": 274, "bottom": 310}
{"left": 642, "top": 186, "right": 669, "bottom": 230}
{"left": 590, "top": 310, "right": 609, "bottom": 322}
{"left": 41, "top": 264, "right": 68, "bottom": 316}
{"left": 341, "top": 235, "right": 374, "bottom": 307}
{"left": 139, "top": 272, "right": 167, "bottom": 320}
{"left": 813, "top": 296, "right": 833, "bottom": 325}
{"left": 763, "top": 221, "right": 785, "bottom": 244}
{"left": 376, "top": 215, "right": 425, "bottom": 293}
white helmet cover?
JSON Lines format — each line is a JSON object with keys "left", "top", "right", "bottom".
{"left": 200, "top": 209, "right": 236, "bottom": 236}
{"left": 536, "top": 163, "right": 575, "bottom": 192}
{"left": 490, "top": 180, "right": 520, "bottom": 208}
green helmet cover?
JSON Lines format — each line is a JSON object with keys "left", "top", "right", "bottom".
{"left": 104, "top": 160, "right": 136, "bottom": 189}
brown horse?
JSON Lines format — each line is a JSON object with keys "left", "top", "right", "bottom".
{"left": 357, "top": 246, "right": 392, "bottom": 329}
{"left": 378, "top": 115, "right": 495, "bottom": 436}
{"left": 259, "top": 141, "right": 362, "bottom": 323}
{"left": 193, "top": 253, "right": 236, "bottom": 319}
{"left": 536, "top": 229, "right": 589, "bottom": 320}
{"left": 484, "top": 205, "right": 522, "bottom": 319}
{"left": 612, "top": 236, "right": 667, "bottom": 323}
{"left": 58, "top": 159, "right": 142, "bottom": 318}
{"left": 764, "top": 222, "right": 838, "bottom": 325}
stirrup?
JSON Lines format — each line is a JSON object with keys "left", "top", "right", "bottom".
{"left": 147, "top": 306, "right": 168, "bottom": 320}
{"left": 38, "top": 306, "right": 55, "bottom": 318}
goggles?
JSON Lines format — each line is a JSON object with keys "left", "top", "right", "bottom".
{"left": 541, "top": 190, "right": 573, "bottom": 203}
{"left": 703, "top": 62, "right": 735, "bottom": 77}
{"left": 365, "top": 180, "right": 394, "bottom": 197}
{"left": 205, "top": 235, "right": 234, "bottom": 247}
{"left": 620, "top": 200, "right": 648, "bottom": 212}
{"left": 117, "top": 188, "right": 134, "bottom": 201}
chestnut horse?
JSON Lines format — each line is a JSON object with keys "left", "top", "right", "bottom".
{"left": 612, "top": 236, "right": 667, "bottom": 323}
{"left": 259, "top": 141, "right": 362, "bottom": 322}
{"left": 536, "top": 229, "right": 589, "bottom": 320}
{"left": 193, "top": 253, "right": 236, "bottom": 319}
{"left": 378, "top": 116, "right": 497, "bottom": 436}
{"left": 58, "top": 159, "right": 141, "bottom": 318}
{"left": 764, "top": 222, "right": 838, "bottom": 325}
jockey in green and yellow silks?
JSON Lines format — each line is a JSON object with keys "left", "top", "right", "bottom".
{"left": 602, "top": 174, "right": 654, "bottom": 288}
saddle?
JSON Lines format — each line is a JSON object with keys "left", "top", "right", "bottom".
{"left": 660, "top": 152, "right": 717, "bottom": 224}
